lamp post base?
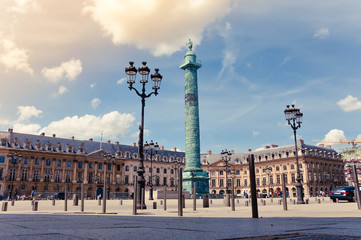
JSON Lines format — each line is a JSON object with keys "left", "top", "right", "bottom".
{"left": 149, "top": 187, "right": 154, "bottom": 200}
{"left": 296, "top": 181, "right": 305, "bottom": 204}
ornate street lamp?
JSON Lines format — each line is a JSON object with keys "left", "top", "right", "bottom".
{"left": 7, "top": 153, "right": 22, "bottom": 200}
{"left": 171, "top": 158, "right": 182, "bottom": 191}
{"left": 221, "top": 149, "right": 232, "bottom": 194}
{"left": 102, "top": 153, "right": 115, "bottom": 213}
{"left": 284, "top": 104, "right": 305, "bottom": 204}
{"left": 126, "top": 61, "right": 162, "bottom": 209}
{"left": 144, "top": 140, "right": 159, "bottom": 200}
{"left": 263, "top": 166, "right": 272, "bottom": 197}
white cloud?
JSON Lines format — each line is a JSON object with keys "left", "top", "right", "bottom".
{"left": 52, "top": 85, "right": 68, "bottom": 97}
{"left": 83, "top": 0, "right": 230, "bottom": 56}
{"left": 41, "top": 58, "right": 82, "bottom": 83}
{"left": 117, "top": 77, "right": 126, "bottom": 85}
{"left": 313, "top": 27, "right": 330, "bottom": 39}
{"left": 0, "top": 39, "right": 34, "bottom": 74}
{"left": 17, "top": 105, "right": 42, "bottom": 122}
{"left": 225, "top": 22, "right": 232, "bottom": 31}
{"left": 13, "top": 123, "right": 41, "bottom": 134}
{"left": 90, "top": 83, "right": 96, "bottom": 88}
{"left": 9, "top": 0, "right": 41, "bottom": 13}
{"left": 319, "top": 129, "right": 348, "bottom": 150}
{"left": 39, "top": 111, "right": 135, "bottom": 140}
{"left": 218, "top": 50, "right": 237, "bottom": 79}
{"left": 337, "top": 95, "right": 361, "bottom": 112}
{"left": 91, "top": 98, "right": 101, "bottom": 109}
{"left": 252, "top": 130, "right": 260, "bottom": 137}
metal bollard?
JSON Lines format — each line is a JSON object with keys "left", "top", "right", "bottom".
{"left": 245, "top": 201, "right": 249, "bottom": 206}
{"left": 153, "top": 202, "right": 157, "bottom": 209}
{"left": 336, "top": 198, "right": 339, "bottom": 203}
{"left": 52, "top": 199, "right": 55, "bottom": 206}
{"left": 271, "top": 198, "right": 273, "bottom": 203}
{"left": 203, "top": 194, "right": 209, "bottom": 208}
{"left": 160, "top": 200, "right": 163, "bottom": 205}
{"left": 11, "top": 200, "right": 15, "bottom": 206}
{"left": 293, "top": 200, "right": 296, "bottom": 204}
{"left": 278, "top": 200, "right": 282, "bottom": 205}
{"left": 305, "top": 199, "right": 309, "bottom": 204}
{"left": 98, "top": 197, "right": 101, "bottom": 205}
{"left": 2, "top": 202, "right": 8, "bottom": 211}
{"left": 73, "top": 194, "right": 79, "bottom": 206}
{"left": 237, "top": 199, "right": 239, "bottom": 204}
{"left": 32, "top": 201, "right": 38, "bottom": 211}
{"left": 318, "top": 199, "right": 321, "bottom": 204}
{"left": 182, "top": 195, "right": 185, "bottom": 208}
{"left": 263, "top": 200, "right": 266, "bottom": 206}
{"left": 31, "top": 200, "right": 35, "bottom": 206}
{"left": 210, "top": 200, "right": 212, "bottom": 204}
{"left": 120, "top": 200, "right": 123, "bottom": 205}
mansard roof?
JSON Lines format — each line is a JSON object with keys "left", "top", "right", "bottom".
{"left": 201, "top": 142, "right": 339, "bottom": 165}
{"left": 0, "top": 130, "right": 185, "bottom": 160}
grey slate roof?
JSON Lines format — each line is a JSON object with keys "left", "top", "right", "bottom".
{"left": 0, "top": 131, "right": 185, "bottom": 160}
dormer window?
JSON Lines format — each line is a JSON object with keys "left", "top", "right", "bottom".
{"left": 68, "top": 146, "right": 73, "bottom": 153}
{"left": 57, "top": 145, "right": 63, "bottom": 152}
{"left": 79, "top": 147, "right": 84, "bottom": 153}
{"left": 13, "top": 141, "right": 20, "bottom": 148}
{"left": 1, "top": 139, "right": 7, "bottom": 147}
{"left": 47, "top": 144, "right": 53, "bottom": 151}
{"left": 36, "top": 143, "right": 42, "bottom": 150}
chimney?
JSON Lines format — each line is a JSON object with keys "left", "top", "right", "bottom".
{"left": 40, "top": 132, "right": 45, "bottom": 136}
{"left": 52, "top": 134, "right": 56, "bottom": 138}
{"left": 248, "top": 149, "right": 252, "bottom": 152}
{"left": 160, "top": 146, "right": 164, "bottom": 150}
{"left": 71, "top": 136, "right": 74, "bottom": 140}
{"left": 298, "top": 139, "right": 304, "bottom": 145}
{"left": 271, "top": 144, "right": 278, "bottom": 148}
{"left": 8, "top": 128, "right": 13, "bottom": 133}
{"left": 107, "top": 140, "right": 111, "bottom": 143}
{"left": 173, "top": 147, "right": 177, "bottom": 152}
{"left": 319, "top": 144, "right": 324, "bottom": 148}
{"left": 115, "top": 141, "right": 119, "bottom": 145}
{"left": 207, "top": 150, "right": 212, "bottom": 155}
{"left": 326, "top": 145, "right": 332, "bottom": 149}
{"left": 231, "top": 150, "right": 235, "bottom": 153}
{"left": 89, "top": 138, "right": 93, "bottom": 141}
{"left": 132, "top": 142, "right": 136, "bottom": 147}
{"left": 265, "top": 145, "right": 270, "bottom": 149}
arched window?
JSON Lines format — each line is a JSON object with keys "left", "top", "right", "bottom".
{"left": 125, "top": 165, "right": 129, "bottom": 171}
{"left": 66, "top": 161, "right": 71, "bottom": 168}
{"left": 283, "top": 165, "right": 287, "bottom": 170}
{"left": 133, "top": 166, "right": 137, "bottom": 172}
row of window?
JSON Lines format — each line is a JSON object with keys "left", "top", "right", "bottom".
{"left": 124, "top": 165, "right": 174, "bottom": 174}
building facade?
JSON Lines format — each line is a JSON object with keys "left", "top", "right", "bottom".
{"left": 201, "top": 140, "right": 345, "bottom": 197}
{"left": 0, "top": 129, "right": 185, "bottom": 199}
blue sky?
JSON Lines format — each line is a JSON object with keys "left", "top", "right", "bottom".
{"left": 1, "top": 0, "right": 361, "bottom": 153}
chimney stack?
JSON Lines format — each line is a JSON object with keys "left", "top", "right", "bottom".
{"left": 298, "top": 139, "right": 304, "bottom": 145}
{"left": 248, "top": 149, "right": 252, "bottom": 152}
{"left": 160, "top": 146, "right": 164, "bottom": 150}
{"left": 173, "top": 147, "right": 177, "bottom": 151}
{"left": 107, "top": 140, "right": 111, "bottom": 143}
{"left": 40, "top": 132, "right": 45, "bottom": 136}
{"left": 132, "top": 142, "right": 136, "bottom": 147}
{"left": 115, "top": 141, "right": 119, "bottom": 145}
{"left": 71, "top": 136, "right": 74, "bottom": 140}
{"left": 271, "top": 144, "right": 278, "bottom": 148}
{"left": 265, "top": 145, "right": 270, "bottom": 149}
{"left": 207, "top": 150, "right": 212, "bottom": 155}
{"left": 319, "top": 144, "right": 324, "bottom": 148}
{"left": 89, "top": 138, "right": 93, "bottom": 141}
{"left": 52, "top": 134, "right": 56, "bottom": 138}
{"left": 8, "top": 128, "right": 13, "bottom": 133}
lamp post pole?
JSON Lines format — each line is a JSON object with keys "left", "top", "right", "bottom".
{"left": 284, "top": 104, "right": 305, "bottom": 204}
{"left": 144, "top": 140, "right": 159, "bottom": 200}
{"left": 102, "top": 153, "right": 115, "bottom": 213}
{"left": 7, "top": 153, "right": 22, "bottom": 200}
{"left": 264, "top": 166, "right": 272, "bottom": 197}
{"left": 126, "top": 61, "right": 162, "bottom": 209}
{"left": 221, "top": 149, "right": 232, "bottom": 194}
{"left": 172, "top": 159, "right": 181, "bottom": 192}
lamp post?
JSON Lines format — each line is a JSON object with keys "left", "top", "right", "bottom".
{"left": 144, "top": 140, "right": 159, "bottom": 200}
{"left": 103, "top": 153, "right": 115, "bottom": 213}
{"left": 284, "top": 104, "right": 305, "bottom": 204}
{"left": 221, "top": 149, "right": 232, "bottom": 194}
{"left": 171, "top": 158, "right": 182, "bottom": 191}
{"left": 263, "top": 166, "right": 272, "bottom": 197}
{"left": 7, "top": 153, "right": 22, "bottom": 200}
{"left": 126, "top": 61, "right": 162, "bottom": 209}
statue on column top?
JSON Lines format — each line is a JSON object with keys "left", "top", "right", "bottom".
{"left": 187, "top": 39, "right": 193, "bottom": 50}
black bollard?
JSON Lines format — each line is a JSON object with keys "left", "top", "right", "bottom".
{"left": 203, "top": 194, "right": 209, "bottom": 208}
{"left": 2, "top": 202, "right": 8, "bottom": 211}
{"left": 52, "top": 199, "right": 55, "bottom": 206}
{"left": 32, "top": 201, "right": 38, "bottom": 211}
{"left": 282, "top": 174, "right": 288, "bottom": 211}
{"left": 178, "top": 168, "right": 183, "bottom": 217}
{"left": 248, "top": 154, "right": 258, "bottom": 218}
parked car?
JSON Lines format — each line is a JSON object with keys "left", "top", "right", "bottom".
{"left": 0, "top": 195, "right": 5, "bottom": 200}
{"left": 50, "top": 192, "right": 65, "bottom": 200}
{"left": 329, "top": 186, "right": 355, "bottom": 202}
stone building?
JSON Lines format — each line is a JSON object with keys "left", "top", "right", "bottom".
{"left": 201, "top": 140, "right": 344, "bottom": 197}
{"left": 0, "top": 129, "right": 185, "bottom": 199}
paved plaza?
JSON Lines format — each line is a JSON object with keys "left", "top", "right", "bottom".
{"left": 0, "top": 197, "right": 361, "bottom": 239}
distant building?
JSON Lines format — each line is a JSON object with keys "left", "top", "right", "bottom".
{"left": 342, "top": 147, "right": 361, "bottom": 186}
{"left": 0, "top": 129, "right": 185, "bottom": 198}
{"left": 201, "top": 140, "right": 344, "bottom": 197}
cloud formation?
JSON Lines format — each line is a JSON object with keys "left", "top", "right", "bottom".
{"left": 0, "top": 39, "right": 34, "bottom": 74}
{"left": 337, "top": 95, "right": 361, "bottom": 112}
{"left": 117, "top": 77, "right": 126, "bottom": 85}
{"left": 39, "top": 111, "right": 135, "bottom": 140}
{"left": 17, "top": 105, "right": 42, "bottom": 122}
{"left": 84, "top": 0, "right": 230, "bottom": 56}
{"left": 41, "top": 58, "right": 82, "bottom": 83}
{"left": 313, "top": 27, "right": 330, "bottom": 39}
{"left": 91, "top": 98, "right": 101, "bottom": 109}
{"left": 52, "top": 85, "right": 68, "bottom": 97}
